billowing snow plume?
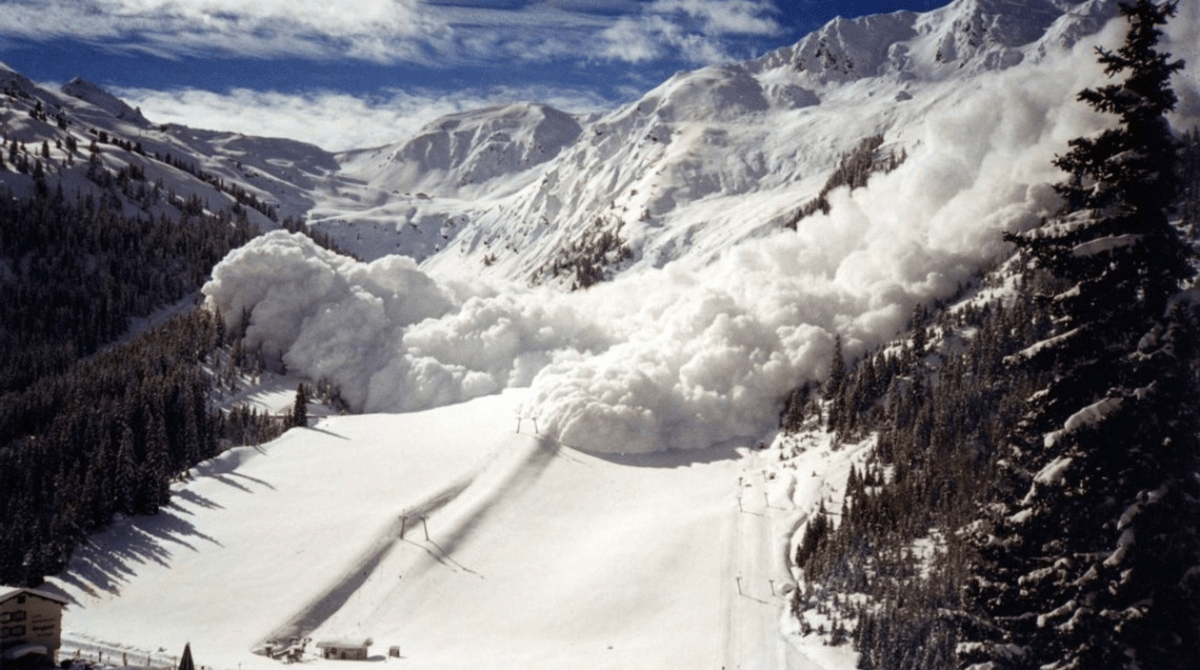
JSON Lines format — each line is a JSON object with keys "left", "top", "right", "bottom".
{"left": 203, "top": 28, "right": 1118, "bottom": 454}
{"left": 203, "top": 231, "right": 613, "bottom": 413}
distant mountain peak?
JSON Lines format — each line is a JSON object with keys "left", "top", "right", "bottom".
{"left": 751, "top": 0, "right": 1114, "bottom": 82}
{"left": 340, "top": 101, "right": 583, "bottom": 198}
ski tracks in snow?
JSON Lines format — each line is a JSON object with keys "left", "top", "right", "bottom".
{"left": 255, "top": 431, "right": 551, "bottom": 651}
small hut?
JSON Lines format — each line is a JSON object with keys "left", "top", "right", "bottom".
{"left": 314, "top": 637, "right": 373, "bottom": 661}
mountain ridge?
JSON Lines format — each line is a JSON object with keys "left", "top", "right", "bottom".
{"left": 315, "top": 0, "right": 1131, "bottom": 283}
{"left": 7, "top": 0, "right": 1190, "bottom": 302}
{"left": 0, "top": 0, "right": 1183, "bottom": 293}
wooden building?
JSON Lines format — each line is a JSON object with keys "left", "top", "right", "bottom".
{"left": 0, "top": 586, "right": 68, "bottom": 665}
{"left": 314, "top": 637, "right": 373, "bottom": 661}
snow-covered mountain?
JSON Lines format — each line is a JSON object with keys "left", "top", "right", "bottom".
{"left": 755, "top": 0, "right": 1122, "bottom": 81}
{"left": 8, "top": 0, "right": 1200, "bottom": 667}
{"left": 8, "top": 0, "right": 1195, "bottom": 455}
{"left": 1, "top": 62, "right": 339, "bottom": 228}
{"left": 0, "top": 0, "right": 1149, "bottom": 286}
{"left": 340, "top": 103, "right": 583, "bottom": 198}
{"left": 306, "top": 0, "right": 1137, "bottom": 282}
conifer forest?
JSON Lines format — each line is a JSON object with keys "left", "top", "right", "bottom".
{"left": 784, "top": 3, "right": 1200, "bottom": 667}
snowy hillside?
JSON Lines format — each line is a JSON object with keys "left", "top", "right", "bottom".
{"left": 339, "top": 103, "right": 583, "bottom": 198}
{"left": 1, "top": 62, "right": 341, "bottom": 228}
{"left": 61, "top": 77, "right": 151, "bottom": 127}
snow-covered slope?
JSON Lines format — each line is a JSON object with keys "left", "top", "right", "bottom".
{"left": 313, "top": 0, "right": 1131, "bottom": 282}
{"left": 0, "top": 66, "right": 342, "bottom": 227}
{"left": 47, "top": 391, "right": 866, "bottom": 670}
{"left": 61, "top": 77, "right": 151, "bottom": 127}
{"left": 340, "top": 103, "right": 583, "bottom": 198}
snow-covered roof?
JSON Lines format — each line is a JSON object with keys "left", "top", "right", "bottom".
{"left": 315, "top": 638, "right": 373, "bottom": 650}
{"left": 2, "top": 643, "right": 51, "bottom": 660}
{"left": 0, "top": 586, "right": 69, "bottom": 606}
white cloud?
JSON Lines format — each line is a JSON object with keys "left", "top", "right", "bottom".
{"left": 113, "top": 85, "right": 616, "bottom": 151}
{"left": 1165, "top": 0, "right": 1200, "bottom": 128}
{"left": 599, "top": 0, "right": 782, "bottom": 64}
{"left": 0, "top": 0, "right": 782, "bottom": 67}
{"left": 653, "top": 0, "right": 781, "bottom": 35}
{"left": 0, "top": 0, "right": 442, "bottom": 62}
{"left": 600, "top": 16, "right": 670, "bottom": 63}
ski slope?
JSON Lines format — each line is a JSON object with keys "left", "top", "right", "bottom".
{"left": 46, "top": 390, "right": 861, "bottom": 669}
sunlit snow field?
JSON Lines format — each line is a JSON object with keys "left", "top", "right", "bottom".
{"left": 48, "top": 390, "right": 866, "bottom": 669}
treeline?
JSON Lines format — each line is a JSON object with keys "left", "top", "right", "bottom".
{"left": 80, "top": 130, "right": 280, "bottom": 223}
{"left": 153, "top": 148, "right": 279, "bottom": 223}
{"left": 787, "top": 288, "right": 1052, "bottom": 669}
{"left": 78, "top": 119, "right": 280, "bottom": 223}
{"left": 787, "top": 133, "right": 907, "bottom": 230}
{"left": 0, "top": 308, "right": 288, "bottom": 586}
{"left": 0, "top": 187, "right": 257, "bottom": 394}
{"left": 786, "top": 5, "right": 1200, "bottom": 667}
{"left": 538, "top": 216, "right": 633, "bottom": 290}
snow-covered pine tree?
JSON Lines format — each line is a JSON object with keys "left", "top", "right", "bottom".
{"left": 959, "top": 2, "right": 1200, "bottom": 669}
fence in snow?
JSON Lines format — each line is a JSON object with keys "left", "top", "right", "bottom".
{"left": 59, "top": 637, "right": 220, "bottom": 670}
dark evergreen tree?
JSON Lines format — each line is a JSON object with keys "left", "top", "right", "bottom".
{"left": 824, "top": 334, "right": 849, "bottom": 431}
{"left": 114, "top": 421, "right": 138, "bottom": 516}
{"left": 827, "top": 334, "right": 847, "bottom": 398}
{"left": 961, "top": 3, "right": 1200, "bottom": 668}
{"left": 291, "top": 383, "right": 310, "bottom": 429}
{"left": 780, "top": 382, "right": 808, "bottom": 432}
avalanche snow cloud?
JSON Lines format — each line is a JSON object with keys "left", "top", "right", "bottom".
{"left": 203, "top": 32, "right": 1117, "bottom": 454}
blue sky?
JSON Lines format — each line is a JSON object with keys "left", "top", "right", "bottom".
{"left": 0, "top": 1, "right": 952, "bottom": 150}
